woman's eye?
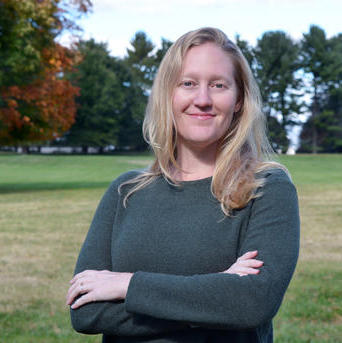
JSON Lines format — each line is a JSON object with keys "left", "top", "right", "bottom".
{"left": 183, "top": 81, "right": 193, "bottom": 87}
{"left": 214, "top": 83, "right": 224, "bottom": 89}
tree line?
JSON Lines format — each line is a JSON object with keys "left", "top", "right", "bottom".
{"left": 238, "top": 26, "right": 342, "bottom": 153}
{"left": 1, "top": 0, "right": 341, "bottom": 153}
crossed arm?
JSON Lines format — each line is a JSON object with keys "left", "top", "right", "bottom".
{"left": 67, "top": 251, "right": 263, "bottom": 309}
{"left": 67, "top": 172, "right": 299, "bottom": 335}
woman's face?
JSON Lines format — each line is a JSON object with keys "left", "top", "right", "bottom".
{"left": 172, "top": 42, "right": 240, "bottom": 151}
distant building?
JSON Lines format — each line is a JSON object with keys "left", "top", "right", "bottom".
{"left": 286, "top": 146, "right": 296, "bottom": 155}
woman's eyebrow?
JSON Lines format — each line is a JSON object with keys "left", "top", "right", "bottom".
{"left": 180, "top": 72, "right": 233, "bottom": 83}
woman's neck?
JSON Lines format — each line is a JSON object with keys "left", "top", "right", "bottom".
{"left": 173, "top": 141, "right": 218, "bottom": 181}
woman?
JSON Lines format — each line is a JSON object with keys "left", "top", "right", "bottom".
{"left": 67, "top": 27, "right": 300, "bottom": 343}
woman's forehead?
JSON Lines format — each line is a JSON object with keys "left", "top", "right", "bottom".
{"left": 179, "top": 43, "right": 235, "bottom": 79}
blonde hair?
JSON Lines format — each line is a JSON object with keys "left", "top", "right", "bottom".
{"left": 121, "top": 27, "right": 284, "bottom": 215}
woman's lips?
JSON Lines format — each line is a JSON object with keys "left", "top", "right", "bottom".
{"left": 186, "top": 113, "right": 216, "bottom": 120}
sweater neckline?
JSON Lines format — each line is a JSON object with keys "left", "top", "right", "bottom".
{"left": 162, "top": 175, "right": 212, "bottom": 190}
{"left": 179, "top": 176, "right": 212, "bottom": 185}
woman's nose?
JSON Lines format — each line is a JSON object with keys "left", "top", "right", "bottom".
{"left": 193, "top": 86, "right": 213, "bottom": 108}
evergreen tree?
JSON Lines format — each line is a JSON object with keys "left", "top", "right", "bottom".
{"left": 125, "top": 32, "right": 173, "bottom": 91}
{"left": 299, "top": 88, "right": 342, "bottom": 153}
{"left": 254, "top": 31, "right": 301, "bottom": 152}
{"left": 299, "top": 25, "right": 332, "bottom": 153}
{"left": 66, "top": 40, "right": 127, "bottom": 151}
{"left": 235, "top": 35, "right": 255, "bottom": 69}
{"left": 153, "top": 38, "right": 173, "bottom": 65}
{"left": 65, "top": 39, "right": 148, "bottom": 151}
{"left": 125, "top": 31, "right": 155, "bottom": 89}
{"left": 113, "top": 58, "right": 147, "bottom": 150}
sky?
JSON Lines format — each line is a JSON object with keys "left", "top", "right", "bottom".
{"left": 63, "top": 0, "right": 342, "bottom": 149}
{"left": 69, "top": 0, "right": 342, "bottom": 58}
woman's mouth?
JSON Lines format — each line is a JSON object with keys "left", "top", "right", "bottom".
{"left": 186, "top": 113, "right": 216, "bottom": 120}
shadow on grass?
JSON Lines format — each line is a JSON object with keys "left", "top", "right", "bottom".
{"left": 0, "top": 181, "right": 112, "bottom": 194}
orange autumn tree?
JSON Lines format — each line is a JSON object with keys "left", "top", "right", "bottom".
{"left": 0, "top": 0, "right": 92, "bottom": 145}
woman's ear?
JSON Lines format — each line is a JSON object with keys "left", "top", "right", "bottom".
{"left": 234, "top": 99, "right": 242, "bottom": 114}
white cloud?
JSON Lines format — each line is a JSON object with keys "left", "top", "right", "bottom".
{"left": 79, "top": 31, "right": 130, "bottom": 57}
{"left": 106, "top": 37, "right": 132, "bottom": 57}
{"left": 92, "top": 0, "right": 238, "bottom": 13}
{"left": 93, "top": 0, "right": 170, "bottom": 13}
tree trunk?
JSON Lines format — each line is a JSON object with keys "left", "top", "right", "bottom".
{"left": 19, "top": 146, "right": 30, "bottom": 154}
{"left": 82, "top": 145, "right": 88, "bottom": 154}
{"left": 312, "top": 86, "right": 319, "bottom": 154}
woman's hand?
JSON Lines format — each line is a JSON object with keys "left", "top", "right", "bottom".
{"left": 66, "top": 270, "right": 133, "bottom": 309}
{"left": 66, "top": 251, "right": 261, "bottom": 309}
{"left": 221, "top": 250, "right": 263, "bottom": 276}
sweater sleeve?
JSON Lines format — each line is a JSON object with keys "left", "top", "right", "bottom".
{"left": 70, "top": 176, "right": 187, "bottom": 336}
{"left": 125, "top": 170, "right": 300, "bottom": 330}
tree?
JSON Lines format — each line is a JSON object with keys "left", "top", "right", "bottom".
{"left": 0, "top": 0, "right": 92, "bottom": 146}
{"left": 114, "top": 60, "right": 147, "bottom": 150}
{"left": 298, "top": 27, "right": 342, "bottom": 153}
{"left": 322, "top": 87, "right": 342, "bottom": 152}
{"left": 267, "top": 117, "right": 290, "bottom": 153}
{"left": 299, "top": 88, "right": 342, "bottom": 153}
{"left": 0, "top": 45, "right": 79, "bottom": 145}
{"left": 65, "top": 39, "right": 147, "bottom": 151}
{"left": 0, "top": 0, "right": 56, "bottom": 88}
{"left": 65, "top": 40, "right": 124, "bottom": 151}
{"left": 65, "top": 33, "right": 172, "bottom": 152}
{"left": 235, "top": 35, "right": 255, "bottom": 69}
{"left": 125, "top": 31, "right": 155, "bottom": 89}
{"left": 153, "top": 38, "right": 173, "bottom": 65}
{"left": 125, "top": 32, "right": 173, "bottom": 88}
{"left": 117, "top": 32, "right": 173, "bottom": 150}
{"left": 254, "top": 31, "right": 301, "bottom": 152}
{"left": 299, "top": 25, "right": 334, "bottom": 153}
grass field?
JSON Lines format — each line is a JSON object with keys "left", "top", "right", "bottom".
{"left": 0, "top": 153, "right": 341, "bottom": 342}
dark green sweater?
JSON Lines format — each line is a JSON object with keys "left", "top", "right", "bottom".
{"left": 70, "top": 168, "right": 300, "bottom": 343}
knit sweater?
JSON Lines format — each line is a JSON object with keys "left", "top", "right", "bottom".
{"left": 70, "top": 168, "right": 300, "bottom": 343}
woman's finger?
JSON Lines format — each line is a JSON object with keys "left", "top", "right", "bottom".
{"left": 71, "top": 292, "right": 95, "bottom": 309}
{"left": 66, "top": 280, "right": 90, "bottom": 305}
{"left": 67, "top": 279, "right": 84, "bottom": 299}
{"left": 236, "top": 266, "right": 261, "bottom": 274}
{"left": 236, "top": 259, "right": 264, "bottom": 267}
{"left": 223, "top": 266, "right": 260, "bottom": 275}
{"left": 67, "top": 270, "right": 133, "bottom": 308}
{"left": 70, "top": 270, "right": 92, "bottom": 284}
{"left": 221, "top": 252, "right": 264, "bottom": 275}
{"left": 237, "top": 250, "right": 258, "bottom": 261}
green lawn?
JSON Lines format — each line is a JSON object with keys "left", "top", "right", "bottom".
{"left": 0, "top": 153, "right": 341, "bottom": 342}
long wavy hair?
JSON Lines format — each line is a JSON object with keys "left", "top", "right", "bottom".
{"left": 121, "top": 27, "right": 284, "bottom": 215}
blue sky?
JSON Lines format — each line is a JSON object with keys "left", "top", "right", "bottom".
{"left": 70, "top": 0, "right": 342, "bottom": 57}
